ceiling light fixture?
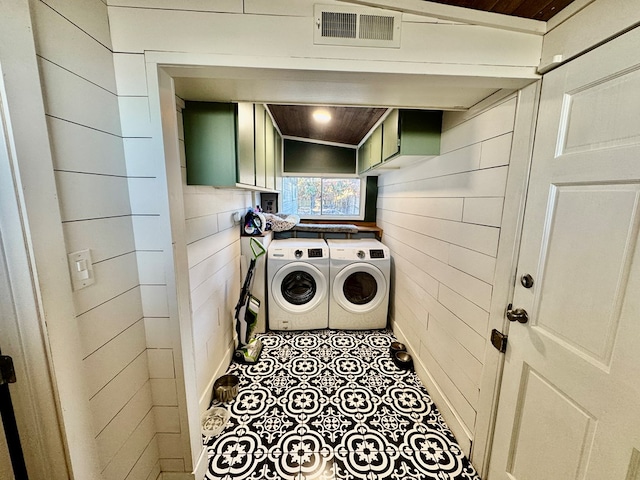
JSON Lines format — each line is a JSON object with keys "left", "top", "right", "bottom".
{"left": 312, "top": 109, "right": 332, "bottom": 124}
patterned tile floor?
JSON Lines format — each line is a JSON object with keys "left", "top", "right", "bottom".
{"left": 204, "top": 329, "right": 481, "bottom": 480}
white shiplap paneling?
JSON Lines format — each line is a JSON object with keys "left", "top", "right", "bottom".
{"left": 78, "top": 286, "right": 143, "bottom": 358}
{"left": 47, "top": 117, "right": 126, "bottom": 176}
{"left": 33, "top": 0, "right": 117, "bottom": 93}
{"left": 63, "top": 216, "right": 135, "bottom": 263}
{"left": 123, "top": 138, "right": 157, "bottom": 177}
{"left": 35, "top": 2, "right": 157, "bottom": 478}
{"left": 89, "top": 352, "right": 149, "bottom": 434}
{"left": 378, "top": 97, "right": 517, "bottom": 443}
{"left": 96, "top": 381, "right": 153, "bottom": 467}
{"left": 56, "top": 171, "right": 131, "bottom": 222}
{"left": 83, "top": 320, "right": 146, "bottom": 397}
{"left": 440, "top": 98, "right": 517, "bottom": 153}
{"left": 462, "top": 197, "right": 505, "bottom": 227}
{"left": 378, "top": 208, "right": 500, "bottom": 257}
{"left": 147, "top": 349, "right": 175, "bottom": 379}
{"left": 72, "top": 252, "right": 140, "bottom": 316}
{"left": 376, "top": 196, "right": 463, "bottom": 221}
{"left": 41, "top": 0, "right": 113, "bottom": 48}
{"left": 150, "top": 379, "right": 178, "bottom": 407}
{"left": 101, "top": 411, "right": 155, "bottom": 480}
{"left": 378, "top": 165, "right": 509, "bottom": 200}
{"left": 38, "top": 58, "right": 121, "bottom": 136}
{"left": 113, "top": 53, "right": 148, "bottom": 96}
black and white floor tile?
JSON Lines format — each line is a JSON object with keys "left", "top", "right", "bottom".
{"left": 204, "top": 329, "right": 481, "bottom": 480}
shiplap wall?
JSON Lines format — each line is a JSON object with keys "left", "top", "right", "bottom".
{"left": 178, "top": 100, "right": 252, "bottom": 470}
{"left": 377, "top": 97, "right": 517, "bottom": 452}
{"left": 31, "top": 1, "right": 160, "bottom": 479}
{"left": 112, "top": 54, "right": 183, "bottom": 472}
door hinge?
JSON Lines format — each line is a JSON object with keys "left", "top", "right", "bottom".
{"left": 0, "top": 355, "right": 16, "bottom": 384}
{"left": 491, "top": 329, "right": 508, "bottom": 353}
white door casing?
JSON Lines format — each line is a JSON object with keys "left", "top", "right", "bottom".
{"left": 489, "top": 27, "right": 640, "bottom": 480}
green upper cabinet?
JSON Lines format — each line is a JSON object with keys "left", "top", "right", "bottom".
{"left": 359, "top": 109, "right": 441, "bottom": 175}
{"left": 369, "top": 125, "right": 383, "bottom": 169}
{"left": 183, "top": 101, "right": 277, "bottom": 191}
{"left": 383, "top": 109, "right": 442, "bottom": 162}
{"left": 382, "top": 109, "right": 399, "bottom": 160}
{"left": 183, "top": 101, "right": 237, "bottom": 186}
{"left": 274, "top": 128, "right": 283, "bottom": 192}
{"left": 254, "top": 104, "right": 267, "bottom": 188}
{"left": 358, "top": 124, "right": 382, "bottom": 174}
{"left": 237, "top": 102, "right": 256, "bottom": 186}
{"left": 264, "top": 114, "right": 275, "bottom": 191}
{"left": 357, "top": 136, "right": 370, "bottom": 174}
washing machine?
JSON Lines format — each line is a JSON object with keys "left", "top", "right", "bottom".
{"left": 327, "top": 239, "right": 390, "bottom": 330}
{"left": 267, "top": 239, "right": 329, "bottom": 330}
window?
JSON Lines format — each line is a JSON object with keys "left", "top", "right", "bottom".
{"left": 281, "top": 177, "right": 362, "bottom": 219}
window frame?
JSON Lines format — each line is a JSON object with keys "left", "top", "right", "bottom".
{"left": 280, "top": 173, "right": 366, "bottom": 221}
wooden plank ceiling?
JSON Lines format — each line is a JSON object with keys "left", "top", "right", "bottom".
{"left": 426, "top": 0, "right": 576, "bottom": 21}
{"left": 268, "top": 105, "right": 387, "bottom": 146}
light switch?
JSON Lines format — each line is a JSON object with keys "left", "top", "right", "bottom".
{"left": 68, "top": 249, "right": 95, "bottom": 290}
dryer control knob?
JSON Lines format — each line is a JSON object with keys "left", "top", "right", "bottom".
{"left": 357, "top": 250, "right": 365, "bottom": 259}
{"left": 295, "top": 249, "right": 303, "bottom": 259}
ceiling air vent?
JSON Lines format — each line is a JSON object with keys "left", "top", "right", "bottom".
{"left": 314, "top": 4, "right": 401, "bottom": 48}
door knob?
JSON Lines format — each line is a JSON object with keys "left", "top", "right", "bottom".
{"left": 506, "top": 305, "right": 529, "bottom": 324}
{"left": 520, "top": 274, "right": 534, "bottom": 288}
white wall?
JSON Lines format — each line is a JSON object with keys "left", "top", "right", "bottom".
{"left": 30, "top": 1, "right": 160, "bottom": 479}
{"left": 178, "top": 99, "right": 252, "bottom": 471}
{"left": 377, "top": 96, "right": 517, "bottom": 454}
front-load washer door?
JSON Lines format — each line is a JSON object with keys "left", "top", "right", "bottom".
{"left": 333, "top": 263, "right": 387, "bottom": 314}
{"left": 272, "top": 262, "right": 327, "bottom": 314}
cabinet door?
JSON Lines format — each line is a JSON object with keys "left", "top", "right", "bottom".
{"left": 183, "top": 102, "right": 236, "bottom": 186}
{"left": 369, "top": 125, "right": 383, "bottom": 168}
{"left": 254, "top": 104, "right": 266, "bottom": 188}
{"left": 358, "top": 138, "right": 370, "bottom": 174}
{"left": 382, "top": 109, "right": 399, "bottom": 161}
{"left": 275, "top": 129, "right": 283, "bottom": 192}
{"left": 265, "top": 115, "right": 275, "bottom": 190}
{"left": 236, "top": 102, "right": 255, "bottom": 185}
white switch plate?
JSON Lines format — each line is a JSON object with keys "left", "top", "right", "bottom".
{"left": 68, "top": 249, "right": 95, "bottom": 291}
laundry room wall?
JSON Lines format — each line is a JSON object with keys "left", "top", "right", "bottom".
{"left": 376, "top": 95, "right": 517, "bottom": 453}
{"left": 175, "top": 98, "right": 253, "bottom": 425}
{"left": 29, "top": 1, "right": 160, "bottom": 479}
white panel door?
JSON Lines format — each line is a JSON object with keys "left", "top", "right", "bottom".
{"left": 489, "top": 27, "right": 640, "bottom": 480}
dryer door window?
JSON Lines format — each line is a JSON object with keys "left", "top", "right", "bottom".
{"left": 343, "top": 271, "right": 378, "bottom": 305}
{"left": 281, "top": 271, "right": 316, "bottom": 305}
{"left": 272, "top": 262, "right": 327, "bottom": 313}
{"left": 333, "top": 263, "right": 386, "bottom": 314}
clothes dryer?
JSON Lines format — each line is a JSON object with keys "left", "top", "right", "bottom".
{"left": 267, "top": 239, "right": 329, "bottom": 330}
{"left": 327, "top": 239, "right": 390, "bottom": 329}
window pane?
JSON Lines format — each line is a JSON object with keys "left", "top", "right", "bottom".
{"left": 282, "top": 177, "right": 361, "bottom": 217}
{"left": 321, "top": 178, "right": 360, "bottom": 216}
{"left": 282, "top": 177, "right": 321, "bottom": 216}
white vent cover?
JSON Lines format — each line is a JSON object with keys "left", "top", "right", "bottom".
{"left": 314, "top": 4, "right": 401, "bottom": 48}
